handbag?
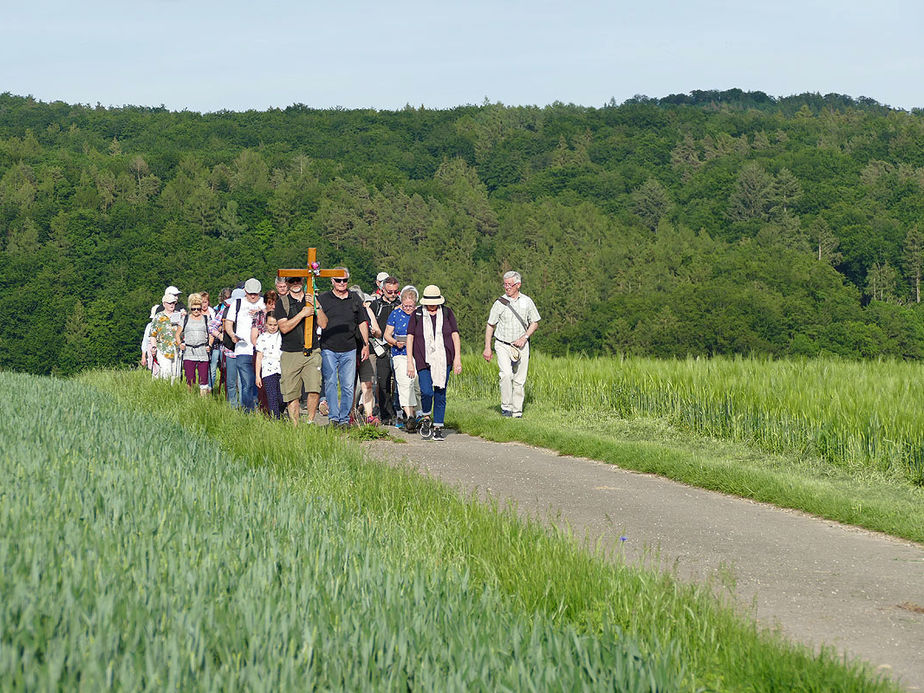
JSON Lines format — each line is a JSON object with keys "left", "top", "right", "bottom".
{"left": 371, "top": 337, "right": 388, "bottom": 357}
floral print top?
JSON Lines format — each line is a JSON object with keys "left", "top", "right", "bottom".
{"left": 150, "top": 313, "right": 179, "bottom": 359}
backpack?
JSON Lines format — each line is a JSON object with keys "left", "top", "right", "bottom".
{"left": 221, "top": 299, "right": 242, "bottom": 351}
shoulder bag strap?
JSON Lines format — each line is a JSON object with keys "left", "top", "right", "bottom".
{"left": 497, "top": 296, "right": 529, "bottom": 332}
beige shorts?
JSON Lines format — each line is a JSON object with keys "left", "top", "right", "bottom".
{"left": 280, "top": 350, "right": 322, "bottom": 401}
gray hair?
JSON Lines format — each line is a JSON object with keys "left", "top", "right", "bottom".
{"left": 400, "top": 285, "right": 418, "bottom": 302}
{"left": 503, "top": 270, "right": 521, "bottom": 284}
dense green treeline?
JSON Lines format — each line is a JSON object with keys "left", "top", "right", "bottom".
{"left": 1, "top": 90, "right": 923, "bottom": 374}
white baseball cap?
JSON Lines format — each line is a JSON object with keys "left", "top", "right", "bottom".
{"left": 165, "top": 285, "right": 181, "bottom": 295}
{"left": 376, "top": 272, "right": 389, "bottom": 283}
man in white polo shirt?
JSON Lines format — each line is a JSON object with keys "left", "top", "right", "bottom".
{"left": 483, "top": 271, "right": 541, "bottom": 418}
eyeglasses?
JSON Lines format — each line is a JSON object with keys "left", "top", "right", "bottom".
{"left": 165, "top": 301, "right": 176, "bottom": 305}
{"left": 332, "top": 278, "right": 348, "bottom": 284}
{"left": 191, "top": 307, "right": 202, "bottom": 311}
{"left": 384, "top": 289, "right": 399, "bottom": 295}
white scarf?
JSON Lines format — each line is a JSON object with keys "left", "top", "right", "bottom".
{"left": 421, "top": 307, "right": 447, "bottom": 389}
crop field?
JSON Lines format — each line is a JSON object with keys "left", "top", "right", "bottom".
{"left": 457, "top": 354, "right": 924, "bottom": 485}
{"left": 0, "top": 370, "right": 898, "bottom": 691}
{"left": 0, "top": 372, "right": 686, "bottom": 690}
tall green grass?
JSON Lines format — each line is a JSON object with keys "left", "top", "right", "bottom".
{"left": 70, "top": 369, "right": 898, "bottom": 691}
{"left": 0, "top": 371, "right": 677, "bottom": 690}
{"left": 456, "top": 354, "right": 924, "bottom": 485}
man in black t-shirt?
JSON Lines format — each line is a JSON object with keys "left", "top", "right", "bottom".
{"left": 369, "top": 275, "right": 400, "bottom": 424}
{"left": 317, "top": 270, "right": 369, "bottom": 426}
{"left": 274, "top": 277, "right": 328, "bottom": 426}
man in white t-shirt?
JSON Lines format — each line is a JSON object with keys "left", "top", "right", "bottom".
{"left": 223, "top": 277, "right": 266, "bottom": 411}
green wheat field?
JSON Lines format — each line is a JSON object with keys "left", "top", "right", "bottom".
{"left": 1, "top": 356, "right": 915, "bottom": 691}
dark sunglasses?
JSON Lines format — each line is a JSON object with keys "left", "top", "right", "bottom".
{"left": 332, "top": 278, "right": 348, "bottom": 284}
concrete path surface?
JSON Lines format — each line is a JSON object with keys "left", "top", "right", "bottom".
{"left": 366, "top": 429, "right": 924, "bottom": 690}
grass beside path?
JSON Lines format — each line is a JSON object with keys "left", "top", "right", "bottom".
{"left": 447, "top": 397, "right": 924, "bottom": 545}
{"left": 78, "top": 369, "right": 898, "bottom": 692}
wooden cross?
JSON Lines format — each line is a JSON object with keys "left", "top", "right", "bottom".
{"left": 277, "top": 247, "right": 347, "bottom": 352}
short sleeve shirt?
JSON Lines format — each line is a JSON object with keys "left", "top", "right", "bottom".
{"left": 273, "top": 294, "right": 320, "bottom": 352}
{"left": 226, "top": 298, "right": 265, "bottom": 356}
{"left": 386, "top": 307, "right": 411, "bottom": 356}
{"left": 317, "top": 290, "right": 367, "bottom": 353}
{"left": 181, "top": 315, "right": 210, "bottom": 361}
{"left": 255, "top": 331, "right": 283, "bottom": 376}
{"left": 487, "top": 293, "right": 541, "bottom": 344}
{"left": 151, "top": 313, "right": 178, "bottom": 358}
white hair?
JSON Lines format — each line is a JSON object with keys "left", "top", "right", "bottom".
{"left": 503, "top": 271, "right": 521, "bottom": 284}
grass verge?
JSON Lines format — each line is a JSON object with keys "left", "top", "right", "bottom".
{"left": 449, "top": 357, "right": 923, "bottom": 545}
{"left": 446, "top": 399, "right": 923, "bottom": 545}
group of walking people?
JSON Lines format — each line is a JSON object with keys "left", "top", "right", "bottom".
{"left": 142, "top": 268, "right": 540, "bottom": 439}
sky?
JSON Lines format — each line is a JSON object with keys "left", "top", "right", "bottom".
{"left": 2, "top": 0, "right": 922, "bottom": 113}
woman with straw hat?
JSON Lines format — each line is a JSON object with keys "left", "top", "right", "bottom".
{"left": 405, "top": 285, "right": 462, "bottom": 442}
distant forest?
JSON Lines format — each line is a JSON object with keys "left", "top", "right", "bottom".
{"left": 1, "top": 89, "right": 923, "bottom": 375}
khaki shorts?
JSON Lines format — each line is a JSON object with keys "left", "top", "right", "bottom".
{"left": 280, "top": 350, "right": 322, "bottom": 401}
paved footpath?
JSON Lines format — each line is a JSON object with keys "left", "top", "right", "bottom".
{"left": 366, "top": 429, "right": 924, "bottom": 690}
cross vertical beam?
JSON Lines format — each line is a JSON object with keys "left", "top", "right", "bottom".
{"left": 277, "top": 247, "right": 347, "bottom": 351}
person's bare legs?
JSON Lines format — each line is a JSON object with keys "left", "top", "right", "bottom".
{"left": 361, "top": 382, "right": 375, "bottom": 418}
{"left": 287, "top": 399, "right": 300, "bottom": 426}
{"left": 305, "top": 392, "right": 320, "bottom": 422}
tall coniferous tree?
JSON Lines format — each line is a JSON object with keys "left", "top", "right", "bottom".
{"left": 727, "top": 163, "right": 774, "bottom": 222}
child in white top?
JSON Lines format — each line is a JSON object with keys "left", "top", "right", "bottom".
{"left": 255, "top": 314, "right": 283, "bottom": 418}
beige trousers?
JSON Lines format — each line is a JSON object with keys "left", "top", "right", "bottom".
{"left": 495, "top": 340, "right": 529, "bottom": 414}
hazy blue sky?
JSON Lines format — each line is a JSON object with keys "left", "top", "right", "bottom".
{"left": 2, "top": 0, "right": 921, "bottom": 112}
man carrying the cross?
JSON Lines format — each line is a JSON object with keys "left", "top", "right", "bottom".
{"left": 275, "top": 276, "right": 327, "bottom": 425}
{"left": 482, "top": 270, "right": 541, "bottom": 418}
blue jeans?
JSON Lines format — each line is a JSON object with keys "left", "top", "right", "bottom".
{"left": 418, "top": 367, "right": 450, "bottom": 425}
{"left": 208, "top": 347, "right": 221, "bottom": 390}
{"left": 322, "top": 349, "right": 357, "bottom": 423}
{"left": 227, "top": 354, "right": 257, "bottom": 411}
{"left": 225, "top": 355, "right": 240, "bottom": 408}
